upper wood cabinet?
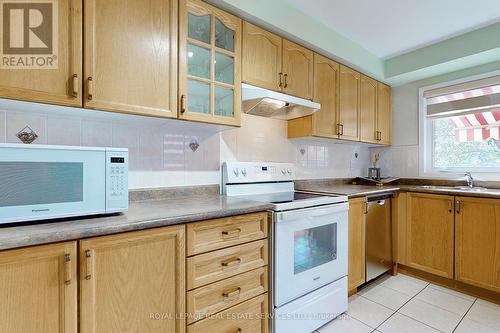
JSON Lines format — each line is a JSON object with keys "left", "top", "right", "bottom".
{"left": 455, "top": 196, "right": 500, "bottom": 293}
{"left": 377, "top": 82, "right": 392, "bottom": 145}
{"left": 178, "top": 0, "right": 241, "bottom": 126}
{"left": 80, "top": 225, "right": 185, "bottom": 333}
{"left": 242, "top": 22, "right": 282, "bottom": 91}
{"left": 84, "top": 0, "right": 177, "bottom": 117}
{"left": 0, "top": 242, "right": 77, "bottom": 333}
{"left": 406, "top": 193, "right": 455, "bottom": 279}
{"left": 281, "top": 40, "right": 314, "bottom": 99}
{"left": 348, "top": 198, "right": 366, "bottom": 292}
{"left": 359, "top": 75, "right": 378, "bottom": 144}
{"left": 0, "top": 0, "right": 82, "bottom": 107}
{"left": 338, "top": 65, "right": 360, "bottom": 141}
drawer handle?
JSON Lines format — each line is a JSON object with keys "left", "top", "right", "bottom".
{"left": 222, "top": 228, "right": 241, "bottom": 239}
{"left": 221, "top": 257, "right": 241, "bottom": 268}
{"left": 222, "top": 287, "right": 241, "bottom": 300}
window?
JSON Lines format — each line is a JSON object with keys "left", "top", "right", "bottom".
{"left": 420, "top": 73, "right": 500, "bottom": 177}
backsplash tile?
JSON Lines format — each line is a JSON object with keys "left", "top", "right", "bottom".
{"left": 0, "top": 111, "right": 6, "bottom": 143}
{"left": 47, "top": 117, "right": 81, "bottom": 146}
{"left": 6, "top": 111, "right": 47, "bottom": 144}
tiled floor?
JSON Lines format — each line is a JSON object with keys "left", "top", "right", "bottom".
{"left": 316, "top": 273, "right": 500, "bottom": 333}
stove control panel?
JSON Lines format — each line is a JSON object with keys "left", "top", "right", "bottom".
{"left": 223, "top": 162, "right": 295, "bottom": 184}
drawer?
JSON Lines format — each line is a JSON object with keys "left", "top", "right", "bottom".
{"left": 187, "top": 240, "right": 268, "bottom": 290}
{"left": 187, "top": 294, "right": 269, "bottom": 333}
{"left": 187, "top": 212, "right": 268, "bottom": 256}
{"left": 187, "top": 267, "right": 268, "bottom": 324}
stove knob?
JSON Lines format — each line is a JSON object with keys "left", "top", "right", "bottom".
{"left": 281, "top": 168, "right": 287, "bottom": 175}
{"left": 233, "top": 168, "right": 239, "bottom": 176}
{"left": 241, "top": 168, "right": 247, "bottom": 176}
{"left": 287, "top": 168, "right": 292, "bottom": 174}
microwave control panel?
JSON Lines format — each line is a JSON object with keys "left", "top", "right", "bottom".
{"left": 106, "top": 149, "right": 129, "bottom": 212}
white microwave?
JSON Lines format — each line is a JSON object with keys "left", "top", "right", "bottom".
{"left": 0, "top": 144, "right": 128, "bottom": 224}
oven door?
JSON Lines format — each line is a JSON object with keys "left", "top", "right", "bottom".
{"left": 274, "top": 202, "right": 348, "bottom": 307}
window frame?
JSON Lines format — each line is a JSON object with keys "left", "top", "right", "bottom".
{"left": 418, "top": 70, "right": 500, "bottom": 180}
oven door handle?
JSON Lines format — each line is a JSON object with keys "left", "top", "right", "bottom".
{"left": 276, "top": 202, "right": 349, "bottom": 222}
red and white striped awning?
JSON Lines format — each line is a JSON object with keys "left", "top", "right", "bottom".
{"left": 450, "top": 110, "right": 500, "bottom": 142}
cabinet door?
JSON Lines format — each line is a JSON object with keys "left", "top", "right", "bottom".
{"left": 179, "top": 0, "right": 241, "bottom": 126}
{"left": 84, "top": 0, "right": 177, "bottom": 117}
{"left": 455, "top": 197, "right": 500, "bottom": 292}
{"left": 406, "top": 193, "right": 454, "bottom": 278}
{"left": 281, "top": 39, "right": 313, "bottom": 99}
{"left": 377, "top": 82, "right": 392, "bottom": 145}
{"left": 242, "top": 22, "right": 282, "bottom": 91}
{"left": 311, "top": 53, "right": 340, "bottom": 138}
{"left": 80, "top": 225, "right": 185, "bottom": 333}
{"left": 338, "top": 65, "right": 360, "bottom": 141}
{"left": 0, "top": 0, "right": 82, "bottom": 107}
{"left": 359, "top": 75, "right": 378, "bottom": 143}
{"left": 0, "top": 242, "right": 77, "bottom": 333}
{"left": 348, "top": 198, "right": 366, "bottom": 291}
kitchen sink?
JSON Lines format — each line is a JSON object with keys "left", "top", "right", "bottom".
{"left": 453, "top": 186, "right": 488, "bottom": 191}
{"left": 417, "top": 185, "right": 496, "bottom": 193}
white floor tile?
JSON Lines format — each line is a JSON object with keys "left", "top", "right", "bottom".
{"left": 454, "top": 318, "right": 500, "bottom": 333}
{"left": 427, "top": 283, "right": 476, "bottom": 302}
{"left": 358, "top": 284, "right": 412, "bottom": 310}
{"left": 466, "top": 300, "right": 500, "bottom": 330}
{"left": 378, "top": 313, "right": 441, "bottom": 333}
{"left": 378, "top": 274, "right": 428, "bottom": 296}
{"left": 347, "top": 295, "right": 394, "bottom": 328}
{"left": 398, "top": 298, "right": 462, "bottom": 333}
{"left": 318, "top": 314, "right": 373, "bottom": 333}
{"left": 415, "top": 286, "right": 474, "bottom": 315}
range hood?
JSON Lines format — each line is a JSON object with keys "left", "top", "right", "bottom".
{"left": 242, "top": 83, "right": 320, "bottom": 120}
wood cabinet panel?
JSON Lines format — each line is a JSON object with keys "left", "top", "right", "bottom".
{"left": 359, "top": 75, "right": 378, "bottom": 143}
{"left": 0, "top": 0, "right": 82, "bottom": 107}
{"left": 338, "top": 65, "right": 360, "bottom": 141}
{"left": 242, "top": 22, "right": 282, "bottom": 91}
{"left": 348, "top": 198, "right": 366, "bottom": 291}
{"left": 282, "top": 39, "right": 313, "bottom": 99}
{"left": 377, "top": 82, "right": 392, "bottom": 145}
{"left": 84, "top": 0, "right": 177, "bottom": 117}
{"left": 0, "top": 242, "right": 77, "bottom": 333}
{"left": 187, "top": 239, "right": 268, "bottom": 290}
{"left": 455, "top": 196, "right": 500, "bottom": 292}
{"left": 406, "top": 193, "right": 454, "bottom": 278}
{"left": 79, "top": 225, "right": 185, "bottom": 333}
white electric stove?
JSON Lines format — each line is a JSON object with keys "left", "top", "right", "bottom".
{"left": 222, "top": 162, "right": 349, "bottom": 333}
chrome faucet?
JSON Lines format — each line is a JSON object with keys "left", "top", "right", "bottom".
{"left": 465, "top": 172, "right": 474, "bottom": 188}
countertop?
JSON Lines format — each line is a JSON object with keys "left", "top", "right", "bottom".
{"left": 0, "top": 195, "right": 272, "bottom": 251}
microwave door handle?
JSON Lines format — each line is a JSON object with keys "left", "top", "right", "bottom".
{"left": 276, "top": 202, "right": 349, "bottom": 222}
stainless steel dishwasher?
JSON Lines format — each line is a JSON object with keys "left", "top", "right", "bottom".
{"left": 365, "top": 193, "right": 393, "bottom": 282}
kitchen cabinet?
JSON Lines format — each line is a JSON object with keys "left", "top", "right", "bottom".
{"left": 338, "top": 65, "right": 361, "bottom": 141}
{"left": 288, "top": 53, "right": 340, "bottom": 139}
{"left": 348, "top": 198, "right": 366, "bottom": 291}
{"left": 377, "top": 82, "right": 392, "bottom": 144}
{"left": 242, "top": 22, "right": 282, "bottom": 91}
{"left": 455, "top": 196, "right": 500, "bottom": 292}
{"left": 359, "top": 75, "right": 378, "bottom": 143}
{"left": 281, "top": 39, "right": 314, "bottom": 99}
{"left": 79, "top": 225, "right": 185, "bottom": 333}
{"left": 0, "top": 0, "right": 82, "bottom": 107}
{"left": 406, "top": 193, "right": 454, "bottom": 278}
{"left": 84, "top": 0, "right": 177, "bottom": 117}
{"left": 0, "top": 242, "right": 77, "bottom": 333}
{"left": 179, "top": 0, "right": 242, "bottom": 126}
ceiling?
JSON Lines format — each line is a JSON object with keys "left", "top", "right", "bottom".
{"left": 285, "top": 0, "right": 500, "bottom": 59}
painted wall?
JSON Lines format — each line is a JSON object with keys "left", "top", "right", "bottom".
{"left": 0, "top": 99, "right": 370, "bottom": 189}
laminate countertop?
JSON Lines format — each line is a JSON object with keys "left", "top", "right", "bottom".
{"left": 0, "top": 195, "right": 272, "bottom": 251}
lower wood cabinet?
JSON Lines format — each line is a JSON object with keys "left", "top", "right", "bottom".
{"left": 406, "top": 193, "right": 455, "bottom": 278}
{"left": 0, "top": 242, "right": 77, "bottom": 333}
{"left": 79, "top": 225, "right": 185, "bottom": 333}
{"left": 348, "top": 198, "right": 366, "bottom": 291}
{"left": 455, "top": 196, "right": 500, "bottom": 292}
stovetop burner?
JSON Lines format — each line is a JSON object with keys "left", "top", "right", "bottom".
{"left": 269, "top": 191, "right": 329, "bottom": 204}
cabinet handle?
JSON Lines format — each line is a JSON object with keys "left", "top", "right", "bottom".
{"left": 340, "top": 124, "right": 344, "bottom": 136}
{"left": 87, "top": 77, "right": 93, "bottom": 101}
{"left": 283, "top": 74, "right": 288, "bottom": 88}
{"left": 72, "top": 74, "right": 78, "bottom": 98}
{"left": 278, "top": 72, "right": 283, "bottom": 88}
{"left": 64, "top": 254, "right": 72, "bottom": 285}
{"left": 180, "top": 94, "right": 186, "bottom": 113}
{"left": 222, "top": 228, "right": 241, "bottom": 239}
{"left": 231, "top": 329, "right": 242, "bottom": 333}
{"left": 221, "top": 257, "right": 241, "bottom": 268}
{"left": 448, "top": 200, "right": 453, "bottom": 213}
{"left": 364, "top": 201, "right": 368, "bottom": 214}
{"left": 456, "top": 200, "right": 461, "bottom": 214}
{"left": 85, "top": 249, "right": 93, "bottom": 280}
{"left": 222, "top": 287, "right": 241, "bottom": 300}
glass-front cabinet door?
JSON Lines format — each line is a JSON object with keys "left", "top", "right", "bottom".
{"left": 179, "top": 0, "right": 241, "bottom": 126}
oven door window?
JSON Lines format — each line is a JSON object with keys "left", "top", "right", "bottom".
{"left": 294, "top": 223, "right": 337, "bottom": 274}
